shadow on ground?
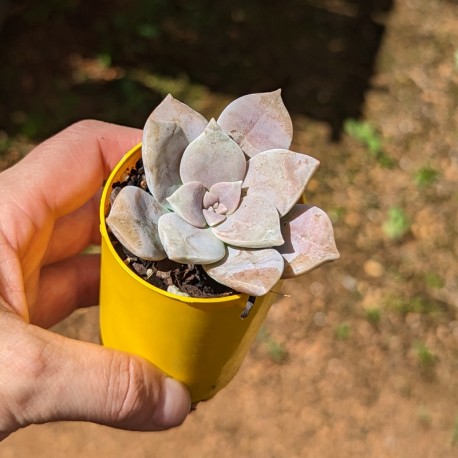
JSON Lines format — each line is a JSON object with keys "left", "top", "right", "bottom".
{"left": 0, "top": 0, "right": 392, "bottom": 140}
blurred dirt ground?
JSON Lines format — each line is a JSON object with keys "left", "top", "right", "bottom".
{"left": 1, "top": 1, "right": 458, "bottom": 457}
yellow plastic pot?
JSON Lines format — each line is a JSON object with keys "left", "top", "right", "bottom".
{"left": 99, "top": 143, "right": 279, "bottom": 402}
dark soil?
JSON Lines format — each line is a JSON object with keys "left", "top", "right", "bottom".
{"left": 113, "top": 239, "right": 236, "bottom": 298}
{"left": 109, "top": 157, "right": 236, "bottom": 298}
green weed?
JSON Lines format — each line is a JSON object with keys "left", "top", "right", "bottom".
{"left": 19, "top": 112, "right": 45, "bottom": 139}
{"left": 424, "top": 272, "right": 445, "bottom": 289}
{"left": 344, "top": 119, "right": 395, "bottom": 168}
{"left": 96, "top": 53, "right": 112, "bottom": 68}
{"left": 344, "top": 119, "right": 381, "bottom": 154}
{"left": 328, "top": 206, "right": 346, "bottom": 224}
{"left": 451, "top": 415, "right": 458, "bottom": 446}
{"left": 382, "top": 206, "right": 410, "bottom": 240}
{"left": 267, "top": 341, "right": 289, "bottom": 364}
{"left": 0, "top": 132, "right": 11, "bottom": 155}
{"left": 414, "top": 166, "right": 439, "bottom": 188}
{"left": 257, "top": 327, "right": 289, "bottom": 364}
{"left": 129, "top": 69, "right": 207, "bottom": 106}
{"left": 386, "top": 295, "right": 442, "bottom": 316}
{"left": 366, "top": 308, "right": 381, "bottom": 325}
{"left": 414, "top": 341, "right": 437, "bottom": 368}
{"left": 137, "top": 23, "right": 159, "bottom": 38}
{"left": 417, "top": 406, "right": 432, "bottom": 428}
{"left": 335, "top": 322, "right": 351, "bottom": 340}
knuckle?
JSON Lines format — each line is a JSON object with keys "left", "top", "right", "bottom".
{"left": 108, "top": 355, "right": 161, "bottom": 426}
{"left": 68, "top": 119, "right": 102, "bottom": 132}
{"left": 60, "top": 119, "right": 109, "bottom": 142}
{"left": 0, "top": 321, "right": 53, "bottom": 430}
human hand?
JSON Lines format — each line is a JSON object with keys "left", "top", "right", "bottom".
{"left": 0, "top": 121, "right": 191, "bottom": 441}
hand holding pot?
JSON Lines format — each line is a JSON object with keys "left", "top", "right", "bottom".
{"left": 0, "top": 121, "right": 191, "bottom": 441}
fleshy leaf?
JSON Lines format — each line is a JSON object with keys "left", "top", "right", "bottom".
{"left": 208, "top": 181, "right": 242, "bottom": 215}
{"left": 109, "top": 186, "right": 121, "bottom": 205}
{"left": 166, "top": 181, "right": 206, "bottom": 228}
{"left": 147, "top": 94, "right": 208, "bottom": 142}
{"left": 277, "top": 204, "right": 340, "bottom": 278}
{"left": 204, "top": 246, "right": 284, "bottom": 296}
{"left": 203, "top": 191, "right": 219, "bottom": 209}
{"left": 142, "top": 120, "right": 188, "bottom": 204}
{"left": 203, "top": 209, "right": 227, "bottom": 226}
{"left": 211, "top": 195, "right": 283, "bottom": 248}
{"left": 217, "top": 89, "right": 293, "bottom": 157}
{"left": 106, "top": 186, "right": 169, "bottom": 260}
{"left": 243, "top": 149, "right": 320, "bottom": 216}
{"left": 215, "top": 203, "right": 227, "bottom": 215}
{"left": 180, "top": 119, "right": 247, "bottom": 189}
{"left": 158, "top": 213, "right": 226, "bottom": 264}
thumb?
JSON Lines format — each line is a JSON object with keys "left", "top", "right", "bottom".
{"left": 0, "top": 311, "right": 191, "bottom": 437}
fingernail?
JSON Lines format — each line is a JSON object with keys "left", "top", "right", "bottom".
{"left": 152, "top": 377, "right": 191, "bottom": 428}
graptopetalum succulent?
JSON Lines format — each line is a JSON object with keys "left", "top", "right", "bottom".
{"left": 106, "top": 90, "right": 339, "bottom": 297}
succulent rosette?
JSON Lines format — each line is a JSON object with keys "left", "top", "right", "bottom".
{"left": 107, "top": 90, "right": 339, "bottom": 296}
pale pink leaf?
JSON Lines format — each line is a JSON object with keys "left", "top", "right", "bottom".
{"left": 243, "top": 149, "right": 319, "bottom": 216}
{"left": 217, "top": 89, "right": 293, "bottom": 157}
{"left": 215, "top": 203, "right": 227, "bottom": 215}
{"left": 203, "top": 209, "right": 227, "bottom": 227}
{"left": 158, "top": 213, "right": 226, "bottom": 264}
{"left": 180, "top": 119, "right": 246, "bottom": 189}
{"left": 277, "top": 205, "right": 340, "bottom": 278}
{"left": 106, "top": 186, "right": 169, "bottom": 260}
{"left": 142, "top": 120, "right": 188, "bottom": 204}
{"left": 208, "top": 181, "right": 242, "bottom": 215}
{"left": 211, "top": 195, "right": 283, "bottom": 248}
{"left": 148, "top": 93, "right": 208, "bottom": 142}
{"left": 166, "top": 182, "right": 206, "bottom": 228}
{"left": 204, "top": 246, "right": 284, "bottom": 296}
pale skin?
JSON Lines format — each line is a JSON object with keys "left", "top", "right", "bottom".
{"left": 0, "top": 120, "right": 191, "bottom": 441}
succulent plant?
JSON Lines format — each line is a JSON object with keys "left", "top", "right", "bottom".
{"left": 106, "top": 90, "right": 339, "bottom": 296}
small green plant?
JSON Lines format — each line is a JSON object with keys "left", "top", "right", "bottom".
{"left": 344, "top": 119, "right": 381, "bottom": 155}
{"left": 335, "top": 322, "right": 351, "bottom": 340}
{"left": 417, "top": 406, "right": 432, "bottom": 429}
{"left": 424, "top": 272, "right": 445, "bottom": 289}
{"left": 96, "top": 53, "right": 112, "bottom": 68}
{"left": 366, "top": 308, "right": 381, "bottom": 325}
{"left": 414, "top": 341, "right": 437, "bottom": 368}
{"left": 137, "top": 23, "right": 159, "bottom": 38}
{"left": 267, "top": 340, "right": 289, "bottom": 364}
{"left": 328, "top": 206, "right": 346, "bottom": 224}
{"left": 452, "top": 415, "right": 458, "bottom": 446}
{"left": 19, "top": 111, "right": 45, "bottom": 139}
{"left": 344, "top": 119, "right": 395, "bottom": 168}
{"left": 386, "top": 295, "right": 442, "bottom": 316}
{"left": 0, "top": 132, "right": 11, "bottom": 155}
{"left": 382, "top": 206, "right": 410, "bottom": 240}
{"left": 257, "top": 327, "right": 289, "bottom": 364}
{"left": 414, "top": 166, "right": 439, "bottom": 188}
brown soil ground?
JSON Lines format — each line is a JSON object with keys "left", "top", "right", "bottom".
{"left": 1, "top": 1, "right": 458, "bottom": 457}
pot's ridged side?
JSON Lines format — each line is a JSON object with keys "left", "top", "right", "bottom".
{"left": 99, "top": 143, "right": 277, "bottom": 401}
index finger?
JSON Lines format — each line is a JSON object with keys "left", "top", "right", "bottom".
{"left": 3, "top": 120, "right": 142, "bottom": 218}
